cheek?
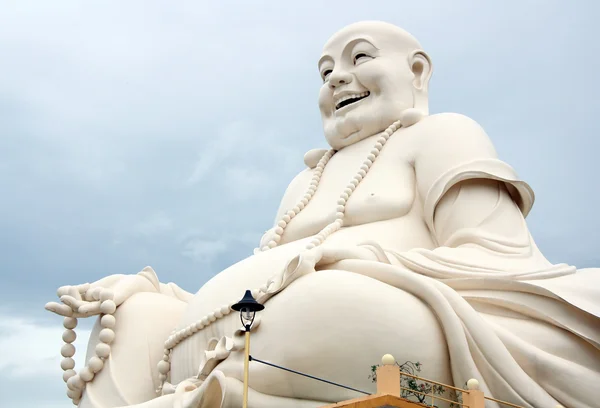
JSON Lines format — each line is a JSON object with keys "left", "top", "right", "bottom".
{"left": 354, "top": 62, "right": 388, "bottom": 92}
{"left": 318, "top": 85, "right": 333, "bottom": 113}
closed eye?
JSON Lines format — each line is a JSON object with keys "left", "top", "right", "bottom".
{"left": 353, "top": 53, "right": 372, "bottom": 64}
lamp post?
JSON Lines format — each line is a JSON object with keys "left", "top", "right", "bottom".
{"left": 231, "top": 290, "right": 264, "bottom": 408}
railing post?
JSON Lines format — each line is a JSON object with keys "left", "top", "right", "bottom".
{"left": 376, "top": 354, "right": 401, "bottom": 396}
{"left": 462, "top": 379, "right": 485, "bottom": 408}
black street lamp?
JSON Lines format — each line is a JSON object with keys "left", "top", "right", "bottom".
{"left": 231, "top": 290, "right": 264, "bottom": 408}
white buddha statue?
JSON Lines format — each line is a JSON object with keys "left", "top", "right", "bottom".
{"left": 46, "top": 21, "right": 600, "bottom": 408}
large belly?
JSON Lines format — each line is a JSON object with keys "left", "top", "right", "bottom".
{"left": 170, "top": 216, "right": 442, "bottom": 387}
{"left": 171, "top": 269, "right": 452, "bottom": 402}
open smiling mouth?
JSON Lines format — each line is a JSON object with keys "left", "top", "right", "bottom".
{"left": 335, "top": 91, "right": 370, "bottom": 111}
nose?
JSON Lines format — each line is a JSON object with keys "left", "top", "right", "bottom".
{"left": 328, "top": 70, "right": 353, "bottom": 89}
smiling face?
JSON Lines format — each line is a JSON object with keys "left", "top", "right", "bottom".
{"left": 318, "top": 21, "right": 428, "bottom": 149}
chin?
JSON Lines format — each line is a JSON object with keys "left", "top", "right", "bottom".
{"left": 323, "top": 107, "right": 395, "bottom": 149}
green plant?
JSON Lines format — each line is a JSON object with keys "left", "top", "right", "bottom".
{"left": 369, "top": 360, "right": 463, "bottom": 407}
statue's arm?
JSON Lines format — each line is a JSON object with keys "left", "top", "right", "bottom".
{"left": 415, "top": 113, "right": 541, "bottom": 261}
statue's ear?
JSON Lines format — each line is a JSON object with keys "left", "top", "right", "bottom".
{"left": 408, "top": 50, "right": 432, "bottom": 92}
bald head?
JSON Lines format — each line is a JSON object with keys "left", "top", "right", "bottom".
{"left": 318, "top": 21, "right": 432, "bottom": 149}
{"left": 323, "top": 21, "right": 423, "bottom": 58}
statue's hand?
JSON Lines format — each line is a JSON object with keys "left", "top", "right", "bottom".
{"left": 45, "top": 270, "right": 158, "bottom": 318}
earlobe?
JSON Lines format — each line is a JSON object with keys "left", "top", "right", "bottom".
{"left": 408, "top": 50, "right": 433, "bottom": 92}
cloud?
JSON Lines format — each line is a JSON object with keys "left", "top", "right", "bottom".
{"left": 181, "top": 238, "right": 228, "bottom": 264}
{"left": 0, "top": 311, "right": 91, "bottom": 378}
{"left": 132, "top": 212, "right": 174, "bottom": 238}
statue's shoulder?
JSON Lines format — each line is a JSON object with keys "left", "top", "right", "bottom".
{"left": 303, "top": 148, "right": 330, "bottom": 169}
{"left": 416, "top": 112, "right": 493, "bottom": 149}
{"left": 419, "top": 112, "right": 485, "bottom": 132}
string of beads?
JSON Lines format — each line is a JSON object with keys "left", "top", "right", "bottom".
{"left": 156, "top": 119, "right": 403, "bottom": 391}
{"left": 61, "top": 289, "right": 116, "bottom": 405}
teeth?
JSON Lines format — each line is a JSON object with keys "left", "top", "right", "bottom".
{"left": 335, "top": 92, "right": 369, "bottom": 110}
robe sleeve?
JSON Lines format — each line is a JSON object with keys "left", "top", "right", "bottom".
{"left": 391, "top": 113, "right": 572, "bottom": 278}
{"left": 414, "top": 113, "right": 535, "bottom": 241}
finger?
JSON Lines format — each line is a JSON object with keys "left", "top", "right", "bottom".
{"left": 66, "top": 286, "right": 83, "bottom": 302}
{"left": 45, "top": 302, "right": 74, "bottom": 317}
{"left": 60, "top": 295, "right": 84, "bottom": 311}
{"left": 57, "top": 286, "right": 72, "bottom": 298}
{"left": 78, "top": 301, "right": 101, "bottom": 316}
{"left": 76, "top": 283, "right": 90, "bottom": 295}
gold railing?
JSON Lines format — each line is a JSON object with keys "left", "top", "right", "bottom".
{"left": 396, "top": 370, "right": 526, "bottom": 408}
{"left": 398, "top": 370, "right": 467, "bottom": 407}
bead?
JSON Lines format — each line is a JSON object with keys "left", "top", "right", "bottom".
{"left": 337, "top": 198, "right": 346, "bottom": 205}
{"left": 63, "top": 369, "right": 76, "bottom": 382}
{"left": 286, "top": 210, "right": 296, "bottom": 218}
{"left": 157, "top": 360, "right": 170, "bottom": 374}
{"left": 354, "top": 174, "right": 363, "bottom": 182}
{"left": 377, "top": 136, "right": 387, "bottom": 145}
{"left": 305, "top": 243, "right": 315, "bottom": 250}
{"left": 158, "top": 373, "right": 167, "bottom": 381}
{"left": 260, "top": 284, "right": 269, "bottom": 293}
{"left": 100, "top": 314, "right": 116, "bottom": 328}
{"left": 364, "top": 159, "right": 373, "bottom": 166}
{"left": 277, "top": 220, "right": 287, "bottom": 228}
{"left": 268, "top": 240, "right": 277, "bottom": 248}
{"left": 310, "top": 179, "right": 318, "bottom": 186}
{"left": 62, "top": 329, "right": 77, "bottom": 344}
{"left": 336, "top": 212, "right": 344, "bottom": 219}
{"left": 350, "top": 179, "right": 359, "bottom": 187}
{"left": 95, "top": 343, "right": 111, "bottom": 358}
{"left": 303, "top": 193, "right": 312, "bottom": 200}
{"left": 346, "top": 184, "right": 356, "bottom": 191}
{"left": 367, "top": 154, "right": 376, "bottom": 161}
{"left": 341, "top": 192, "right": 349, "bottom": 200}
{"left": 274, "top": 227, "right": 284, "bottom": 235}
{"left": 261, "top": 246, "right": 269, "bottom": 252}
{"left": 67, "top": 388, "right": 79, "bottom": 400}
{"left": 293, "top": 206, "right": 301, "bottom": 213}
{"left": 61, "top": 343, "right": 75, "bottom": 358}
{"left": 273, "top": 234, "right": 281, "bottom": 243}
{"left": 80, "top": 367, "right": 94, "bottom": 382}
{"left": 358, "top": 169, "right": 367, "bottom": 177}
{"left": 99, "top": 328, "right": 115, "bottom": 344}
{"left": 301, "top": 198, "right": 309, "bottom": 205}
{"left": 221, "top": 305, "right": 230, "bottom": 315}
{"left": 67, "top": 374, "right": 84, "bottom": 390}
{"left": 335, "top": 219, "right": 344, "bottom": 226}
{"left": 282, "top": 215, "right": 291, "bottom": 223}
{"left": 214, "top": 307, "right": 224, "bottom": 318}
{"left": 194, "top": 321, "right": 203, "bottom": 331}
{"left": 336, "top": 205, "right": 345, "bottom": 212}
{"left": 99, "top": 288, "right": 114, "bottom": 302}
{"left": 201, "top": 317, "right": 209, "bottom": 326}
{"left": 360, "top": 164, "right": 369, "bottom": 171}
{"left": 374, "top": 142, "right": 383, "bottom": 149}
{"left": 61, "top": 358, "right": 75, "bottom": 370}
{"left": 370, "top": 148, "right": 380, "bottom": 155}
{"left": 88, "top": 356, "right": 104, "bottom": 373}
{"left": 63, "top": 317, "right": 77, "bottom": 329}
{"left": 208, "top": 314, "right": 217, "bottom": 322}
{"left": 251, "top": 289, "right": 260, "bottom": 298}
{"left": 100, "top": 300, "right": 116, "bottom": 314}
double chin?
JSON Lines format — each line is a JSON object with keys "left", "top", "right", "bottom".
{"left": 323, "top": 110, "right": 393, "bottom": 149}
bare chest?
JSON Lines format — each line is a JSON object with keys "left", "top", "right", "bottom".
{"left": 281, "top": 138, "right": 416, "bottom": 242}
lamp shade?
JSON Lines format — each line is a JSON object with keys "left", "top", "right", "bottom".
{"left": 231, "top": 290, "right": 265, "bottom": 313}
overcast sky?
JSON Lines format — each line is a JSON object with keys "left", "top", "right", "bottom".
{"left": 1, "top": 0, "right": 598, "bottom": 406}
